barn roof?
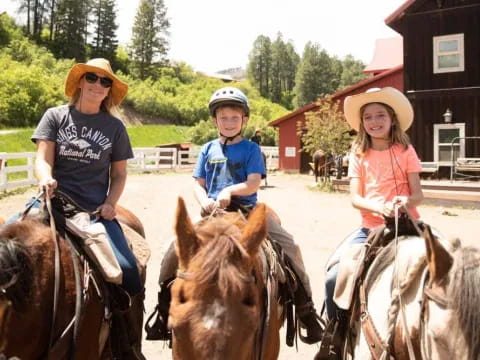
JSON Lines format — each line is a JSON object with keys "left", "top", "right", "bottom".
{"left": 363, "top": 37, "right": 403, "bottom": 74}
{"left": 268, "top": 64, "right": 403, "bottom": 127}
{"left": 385, "top": 0, "right": 417, "bottom": 32}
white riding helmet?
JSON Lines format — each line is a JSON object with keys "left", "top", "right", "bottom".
{"left": 208, "top": 87, "right": 250, "bottom": 117}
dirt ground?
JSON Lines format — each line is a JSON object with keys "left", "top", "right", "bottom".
{"left": 1, "top": 172, "right": 479, "bottom": 359}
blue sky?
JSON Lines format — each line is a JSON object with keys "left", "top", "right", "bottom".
{"left": 1, "top": 0, "right": 406, "bottom": 73}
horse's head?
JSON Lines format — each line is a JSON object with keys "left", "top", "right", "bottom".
{"left": 169, "top": 197, "right": 267, "bottom": 360}
{"left": 422, "top": 227, "right": 480, "bottom": 360}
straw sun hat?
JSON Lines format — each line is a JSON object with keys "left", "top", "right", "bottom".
{"left": 344, "top": 87, "right": 414, "bottom": 132}
{"left": 64, "top": 58, "right": 128, "bottom": 105}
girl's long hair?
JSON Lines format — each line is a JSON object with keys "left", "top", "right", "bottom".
{"left": 351, "top": 102, "right": 411, "bottom": 156}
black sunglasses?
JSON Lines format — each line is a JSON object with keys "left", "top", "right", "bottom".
{"left": 84, "top": 72, "right": 113, "bottom": 88}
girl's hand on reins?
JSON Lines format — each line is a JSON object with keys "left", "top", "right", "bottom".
{"left": 39, "top": 177, "right": 57, "bottom": 198}
{"left": 380, "top": 201, "right": 396, "bottom": 218}
{"left": 392, "top": 196, "right": 409, "bottom": 209}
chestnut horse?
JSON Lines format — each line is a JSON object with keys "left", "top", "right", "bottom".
{"left": 323, "top": 226, "right": 480, "bottom": 360}
{"left": 169, "top": 198, "right": 283, "bottom": 360}
{"left": 0, "top": 206, "right": 147, "bottom": 360}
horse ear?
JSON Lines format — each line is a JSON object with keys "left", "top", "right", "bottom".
{"left": 174, "top": 197, "right": 199, "bottom": 269}
{"left": 241, "top": 203, "right": 267, "bottom": 256}
{"left": 423, "top": 224, "right": 453, "bottom": 286}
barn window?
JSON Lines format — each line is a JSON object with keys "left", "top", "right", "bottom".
{"left": 433, "top": 123, "right": 465, "bottom": 165}
{"left": 433, "top": 33, "right": 464, "bottom": 73}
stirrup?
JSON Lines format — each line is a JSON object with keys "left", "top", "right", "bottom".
{"left": 144, "top": 305, "right": 171, "bottom": 342}
{"left": 296, "top": 302, "right": 324, "bottom": 344}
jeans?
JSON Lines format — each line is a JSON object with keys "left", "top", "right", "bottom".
{"left": 99, "top": 218, "right": 143, "bottom": 296}
{"left": 325, "top": 227, "right": 369, "bottom": 320}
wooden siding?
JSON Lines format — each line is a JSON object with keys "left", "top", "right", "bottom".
{"left": 402, "top": 3, "right": 480, "bottom": 90}
{"left": 408, "top": 89, "right": 480, "bottom": 161}
{"left": 277, "top": 113, "right": 303, "bottom": 171}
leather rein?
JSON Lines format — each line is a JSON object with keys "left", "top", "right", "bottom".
{"left": 17, "top": 189, "right": 91, "bottom": 360}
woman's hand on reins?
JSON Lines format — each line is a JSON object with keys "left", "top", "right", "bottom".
{"left": 98, "top": 203, "right": 116, "bottom": 220}
{"left": 39, "top": 177, "right": 57, "bottom": 198}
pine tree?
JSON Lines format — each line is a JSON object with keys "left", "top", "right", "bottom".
{"left": 52, "top": 0, "right": 89, "bottom": 61}
{"left": 130, "top": 0, "right": 170, "bottom": 80}
{"left": 91, "top": 0, "right": 118, "bottom": 60}
{"left": 293, "top": 42, "right": 337, "bottom": 107}
{"left": 339, "top": 54, "right": 367, "bottom": 90}
{"left": 247, "top": 35, "right": 271, "bottom": 98}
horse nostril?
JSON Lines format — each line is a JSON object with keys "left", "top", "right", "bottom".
{"left": 178, "top": 288, "right": 187, "bottom": 304}
{"left": 242, "top": 295, "right": 255, "bottom": 307}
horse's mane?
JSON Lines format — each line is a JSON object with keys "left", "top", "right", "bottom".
{"left": 0, "top": 220, "right": 38, "bottom": 311}
{"left": 189, "top": 213, "right": 257, "bottom": 298}
{"left": 448, "top": 245, "right": 480, "bottom": 360}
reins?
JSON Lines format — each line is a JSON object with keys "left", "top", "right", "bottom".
{"left": 24, "top": 189, "right": 86, "bottom": 360}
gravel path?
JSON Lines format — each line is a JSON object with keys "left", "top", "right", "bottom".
{"left": 1, "top": 172, "right": 478, "bottom": 359}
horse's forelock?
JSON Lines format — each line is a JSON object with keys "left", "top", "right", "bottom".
{"left": 191, "top": 218, "right": 252, "bottom": 297}
{"left": 448, "top": 246, "right": 480, "bottom": 359}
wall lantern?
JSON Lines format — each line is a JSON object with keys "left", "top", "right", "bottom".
{"left": 443, "top": 108, "right": 452, "bottom": 123}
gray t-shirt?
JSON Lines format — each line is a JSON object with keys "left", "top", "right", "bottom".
{"left": 32, "top": 105, "right": 133, "bottom": 211}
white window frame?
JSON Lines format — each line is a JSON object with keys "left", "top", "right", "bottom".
{"left": 433, "top": 33, "right": 464, "bottom": 73}
{"left": 433, "top": 123, "right": 465, "bottom": 165}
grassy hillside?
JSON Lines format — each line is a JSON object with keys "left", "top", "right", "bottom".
{"left": 0, "top": 125, "right": 190, "bottom": 154}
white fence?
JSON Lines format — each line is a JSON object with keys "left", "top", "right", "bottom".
{"left": 0, "top": 146, "right": 279, "bottom": 190}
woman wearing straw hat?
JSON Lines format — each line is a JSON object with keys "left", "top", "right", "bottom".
{"left": 323, "top": 87, "right": 424, "bottom": 322}
{"left": 31, "top": 58, "right": 142, "bottom": 297}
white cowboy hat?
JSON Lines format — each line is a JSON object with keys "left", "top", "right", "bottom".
{"left": 64, "top": 58, "right": 128, "bottom": 105}
{"left": 344, "top": 87, "right": 414, "bottom": 131}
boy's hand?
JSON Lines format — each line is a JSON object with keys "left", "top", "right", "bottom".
{"left": 216, "top": 188, "right": 232, "bottom": 209}
{"left": 201, "top": 198, "right": 217, "bottom": 214}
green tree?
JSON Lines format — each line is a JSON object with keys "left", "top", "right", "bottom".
{"left": 293, "top": 42, "right": 340, "bottom": 108}
{"left": 339, "top": 54, "right": 367, "bottom": 90}
{"left": 90, "top": 0, "right": 118, "bottom": 60}
{"left": 298, "top": 96, "right": 352, "bottom": 158}
{"left": 130, "top": 0, "right": 170, "bottom": 80}
{"left": 247, "top": 35, "right": 271, "bottom": 98}
{"left": 51, "top": 0, "right": 89, "bottom": 61}
{"left": 0, "top": 13, "right": 23, "bottom": 46}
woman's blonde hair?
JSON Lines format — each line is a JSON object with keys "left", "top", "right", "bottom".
{"left": 351, "top": 102, "right": 411, "bottom": 155}
{"left": 69, "top": 86, "right": 121, "bottom": 118}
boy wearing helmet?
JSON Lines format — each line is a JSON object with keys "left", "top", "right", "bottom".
{"left": 146, "top": 87, "right": 323, "bottom": 344}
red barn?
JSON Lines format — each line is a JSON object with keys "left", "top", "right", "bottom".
{"left": 269, "top": 38, "right": 404, "bottom": 173}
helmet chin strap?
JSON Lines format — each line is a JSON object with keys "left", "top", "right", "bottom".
{"left": 219, "top": 130, "right": 242, "bottom": 154}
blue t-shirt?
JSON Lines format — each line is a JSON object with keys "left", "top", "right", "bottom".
{"left": 193, "top": 139, "right": 266, "bottom": 207}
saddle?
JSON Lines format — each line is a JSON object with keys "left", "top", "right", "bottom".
{"left": 316, "top": 215, "right": 425, "bottom": 360}
{"left": 25, "top": 192, "right": 147, "bottom": 360}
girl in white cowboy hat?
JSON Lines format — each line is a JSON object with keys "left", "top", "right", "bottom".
{"left": 31, "top": 58, "right": 142, "bottom": 297}
{"left": 324, "top": 87, "right": 424, "bottom": 320}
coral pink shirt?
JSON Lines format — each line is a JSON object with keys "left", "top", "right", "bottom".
{"left": 348, "top": 144, "right": 422, "bottom": 229}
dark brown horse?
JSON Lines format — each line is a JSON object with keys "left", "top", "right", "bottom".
{"left": 0, "top": 206, "right": 147, "bottom": 360}
{"left": 312, "top": 150, "right": 331, "bottom": 182}
{"left": 168, "top": 198, "right": 284, "bottom": 360}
